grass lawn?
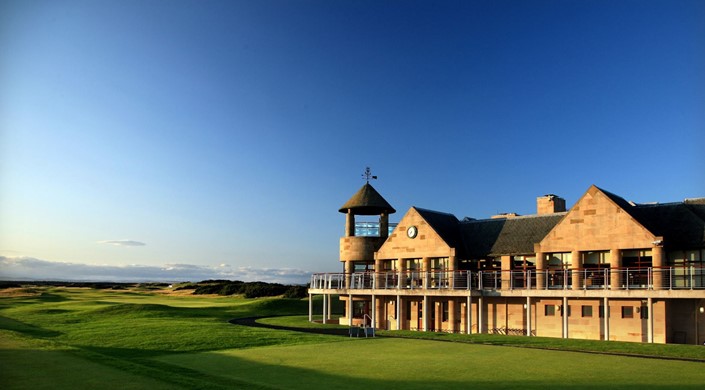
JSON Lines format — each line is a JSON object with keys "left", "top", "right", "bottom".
{"left": 2, "top": 287, "right": 705, "bottom": 389}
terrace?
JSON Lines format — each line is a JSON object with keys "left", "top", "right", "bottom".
{"left": 310, "top": 266, "right": 705, "bottom": 292}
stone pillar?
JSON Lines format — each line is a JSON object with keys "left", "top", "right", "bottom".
{"left": 478, "top": 296, "right": 484, "bottom": 334}
{"left": 501, "top": 255, "right": 512, "bottom": 290}
{"left": 398, "top": 258, "right": 405, "bottom": 289}
{"left": 647, "top": 297, "right": 653, "bottom": 343}
{"left": 572, "top": 250, "right": 582, "bottom": 290}
{"left": 423, "top": 295, "right": 428, "bottom": 332}
{"left": 422, "top": 257, "right": 431, "bottom": 289}
{"left": 467, "top": 295, "right": 472, "bottom": 334}
{"left": 435, "top": 301, "right": 442, "bottom": 331}
{"left": 449, "top": 255, "right": 457, "bottom": 288}
{"left": 348, "top": 294, "right": 353, "bottom": 327}
{"left": 322, "top": 294, "right": 327, "bottom": 324}
{"left": 345, "top": 260, "right": 354, "bottom": 289}
{"left": 308, "top": 293, "right": 313, "bottom": 322}
{"left": 379, "top": 212, "right": 389, "bottom": 238}
{"left": 375, "top": 258, "right": 382, "bottom": 289}
{"left": 603, "top": 297, "right": 610, "bottom": 341}
{"left": 345, "top": 209, "right": 355, "bottom": 237}
{"left": 652, "top": 244, "right": 664, "bottom": 290}
{"left": 375, "top": 296, "right": 383, "bottom": 328}
{"left": 448, "top": 299, "right": 456, "bottom": 333}
{"left": 460, "top": 301, "right": 467, "bottom": 333}
{"left": 398, "top": 297, "right": 406, "bottom": 330}
{"left": 396, "top": 295, "right": 401, "bottom": 330}
{"left": 536, "top": 250, "right": 546, "bottom": 290}
{"left": 563, "top": 296, "right": 568, "bottom": 338}
{"left": 610, "top": 249, "right": 621, "bottom": 290}
{"left": 526, "top": 296, "right": 532, "bottom": 337}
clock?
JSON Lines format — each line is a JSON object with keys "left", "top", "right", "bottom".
{"left": 407, "top": 226, "right": 418, "bottom": 239}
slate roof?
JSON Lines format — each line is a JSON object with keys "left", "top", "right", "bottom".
{"left": 414, "top": 208, "right": 462, "bottom": 250}
{"left": 339, "top": 183, "right": 396, "bottom": 215}
{"left": 459, "top": 214, "right": 566, "bottom": 258}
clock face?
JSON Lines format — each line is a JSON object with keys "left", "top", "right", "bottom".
{"left": 407, "top": 226, "right": 418, "bottom": 238}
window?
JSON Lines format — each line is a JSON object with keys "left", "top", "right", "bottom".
{"left": 406, "top": 300, "right": 412, "bottom": 321}
{"left": 547, "top": 253, "right": 572, "bottom": 269}
{"left": 621, "top": 306, "right": 634, "bottom": 319}
{"left": 442, "top": 302, "right": 449, "bottom": 322}
{"left": 545, "top": 305, "right": 556, "bottom": 316}
{"left": 582, "top": 305, "right": 593, "bottom": 318}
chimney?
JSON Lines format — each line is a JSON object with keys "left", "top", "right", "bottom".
{"left": 537, "top": 194, "right": 566, "bottom": 215}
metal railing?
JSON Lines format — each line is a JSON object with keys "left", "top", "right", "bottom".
{"left": 310, "top": 266, "right": 705, "bottom": 291}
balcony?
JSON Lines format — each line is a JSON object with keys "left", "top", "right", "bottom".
{"left": 309, "top": 266, "right": 705, "bottom": 292}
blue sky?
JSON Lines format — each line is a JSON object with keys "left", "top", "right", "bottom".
{"left": 1, "top": 0, "right": 703, "bottom": 282}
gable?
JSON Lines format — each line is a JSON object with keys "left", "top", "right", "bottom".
{"left": 539, "top": 185, "right": 657, "bottom": 252}
{"left": 376, "top": 207, "right": 455, "bottom": 259}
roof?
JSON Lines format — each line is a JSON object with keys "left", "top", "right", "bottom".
{"left": 339, "top": 183, "right": 396, "bottom": 215}
{"left": 414, "top": 208, "right": 462, "bottom": 250}
{"left": 460, "top": 214, "right": 566, "bottom": 258}
{"left": 597, "top": 186, "right": 705, "bottom": 248}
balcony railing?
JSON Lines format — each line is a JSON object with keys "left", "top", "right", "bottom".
{"left": 309, "top": 266, "right": 705, "bottom": 291}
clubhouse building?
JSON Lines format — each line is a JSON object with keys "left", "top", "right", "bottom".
{"left": 309, "top": 183, "right": 705, "bottom": 344}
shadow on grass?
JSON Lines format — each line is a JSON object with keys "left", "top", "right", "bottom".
{"left": 0, "top": 315, "right": 62, "bottom": 338}
{"left": 229, "top": 316, "right": 350, "bottom": 336}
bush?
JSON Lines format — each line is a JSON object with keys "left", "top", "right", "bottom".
{"left": 282, "top": 286, "right": 307, "bottom": 299}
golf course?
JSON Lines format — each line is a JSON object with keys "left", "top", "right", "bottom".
{"left": 2, "top": 285, "right": 705, "bottom": 389}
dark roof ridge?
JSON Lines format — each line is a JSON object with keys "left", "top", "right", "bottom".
{"left": 411, "top": 207, "right": 457, "bottom": 218}
{"left": 462, "top": 212, "right": 568, "bottom": 224}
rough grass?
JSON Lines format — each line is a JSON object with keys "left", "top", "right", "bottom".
{"left": 1, "top": 287, "right": 704, "bottom": 389}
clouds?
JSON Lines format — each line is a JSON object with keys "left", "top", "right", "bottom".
{"left": 98, "top": 240, "right": 146, "bottom": 247}
{"left": 0, "top": 257, "right": 310, "bottom": 285}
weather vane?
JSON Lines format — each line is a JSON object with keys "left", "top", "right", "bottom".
{"left": 362, "top": 167, "right": 377, "bottom": 183}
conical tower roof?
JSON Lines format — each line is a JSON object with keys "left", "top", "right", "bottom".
{"left": 339, "top": 183, "right": 396, "bottom": 215}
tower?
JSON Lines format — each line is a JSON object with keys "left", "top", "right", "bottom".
{"left": 338, "top": 181, "right": 396, "bottom": 276}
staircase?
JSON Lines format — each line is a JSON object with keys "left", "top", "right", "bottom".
{"left": 349, "top": 314, "right": 376, "bottom": 338}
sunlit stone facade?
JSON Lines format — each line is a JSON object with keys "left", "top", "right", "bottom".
{"left": 309, "top": 184, "right": 705, "bottom": 344}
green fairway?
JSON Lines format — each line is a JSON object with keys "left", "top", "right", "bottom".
{"left": 157, "top": 338, "right": 705, "bottom": 390}
{"left": 2, "top": 287, "right": 705, "bottom": 389}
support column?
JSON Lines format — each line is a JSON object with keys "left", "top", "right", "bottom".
{"left": 422, "top": 257, "right": 431, "bottom": 289}
{"left": 647, "top": 297, "right": 653, "bottom": 343}
{"left": 536, "top": 249, "right": 546, "bottom": 290}
{"left": 448, "top": 299, "right": 457, "bottom": 333}
{"left": 348, "top": 294, "right": 354, "bottom": 326}
{"left": 375, "top": 296, "right": 383, "bottom": 329}
{"left": 467, "top": 295, "right": 472, "bottom": 334}
{"left": 478, "top": 296, "right": 484, "bottom": 334}
{"left": 308, "top": 293, "right": 313, "bottom": 322}
{"left": 396, "top": 295, "right": 401, "bottom": 330}
{"left": 322, "top": 294, "right": 327, "bottom": 324}
{"left": 345, "top": 209, "right": 355, "bottom": 237}
{"left": 603, "top": 297, "right": 610, "bottom": 341}
{"left": 652, "top": 243, "right": 664, "bottom": 290}
{"left": 449, "top": 255, "right": 457, "bottom": 288}
{"left": 371, "top": 294, "right": 376, "bottom": 328}
{"left": 345, "top": 260, "right": 354, "bottom": 289}
{"left": 610, "top": 249, "right": 621, "bottom": 290}
{"left": 435, "top": 301, "right": 442, "bottom": 331}
{"left": 501, "top": 255, "right": 512, "bottom": 290}
{"left": 423, "top": 295, "right": 428, "bottom": 331}
{"left": 398, "top": 258, "right": 405, "bottom": 289}
{"left": 572, "top": 250, "right": 582, "bottom": 290}
{"left": 526, "top": 296, "right": 532, "bottom": 337}
{"left": 563, "top": 297, "right": 568, "bottom": 338}
{"left": 375, "top": 258, "right": 382, "bottom": 289}
{"left": 379, "top": 212, "right": 389, "bottom": 238}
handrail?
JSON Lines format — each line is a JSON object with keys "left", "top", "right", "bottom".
{"left": 310, "top": 266, "right": 705, "bottom": 291}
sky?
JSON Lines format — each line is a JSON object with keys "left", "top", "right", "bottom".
{"left": 1, "top": 0, "right": 704, "bottom": 283}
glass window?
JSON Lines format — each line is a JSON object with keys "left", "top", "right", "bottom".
{"left": 547, "top": 253, "right": 572, "bottom": 269}
{"left": 545, "top": 305, "right": 555, "bottom": 316}
{"left": 621, "top": 306, "right": 634, "bottom": 319}
{"left": 582, "top": 305, "right": 593, "bottom": 318}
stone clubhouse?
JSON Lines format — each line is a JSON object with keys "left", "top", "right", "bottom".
{"left": 309, "top": 182, "right": 705, "bottom": 344}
